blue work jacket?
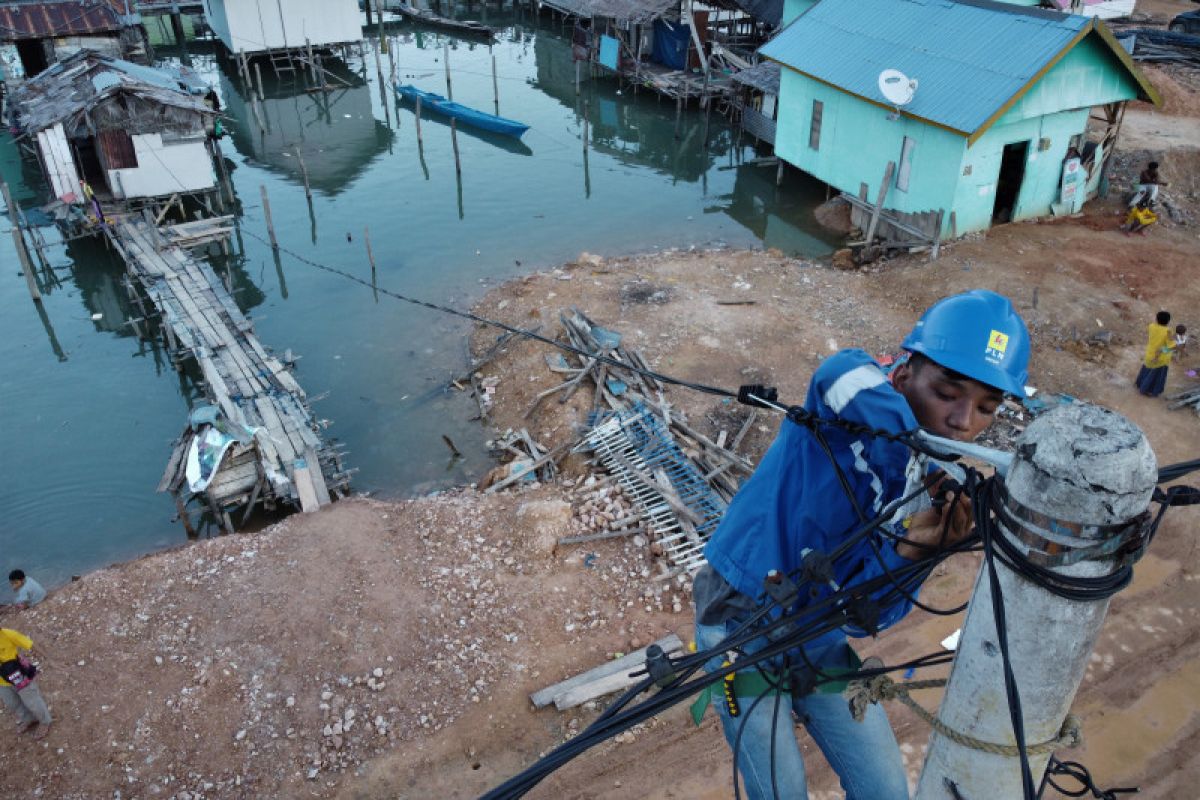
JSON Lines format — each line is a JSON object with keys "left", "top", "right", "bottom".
{"left": 703, "top": 349, "right": 931, "bottom": 649}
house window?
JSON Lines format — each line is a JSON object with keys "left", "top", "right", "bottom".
{"left": 896, "top": 136, "right": 916, "bottom": 192}
{"left": 809, "top": 100, "right": 823, "bottom": 151}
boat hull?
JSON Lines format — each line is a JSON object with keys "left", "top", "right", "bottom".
{"left": 394, "top": 84, "right": 530, "bottom": 138}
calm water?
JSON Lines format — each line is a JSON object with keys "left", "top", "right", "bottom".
{"left": 0, "top": 14, "right": 838, "bottom": 588}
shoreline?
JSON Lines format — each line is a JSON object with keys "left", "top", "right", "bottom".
{"left": 2, "top": 220, "right": 1199, "bottom": 796}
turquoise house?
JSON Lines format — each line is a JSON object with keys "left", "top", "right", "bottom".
{"left": 761, "top": 0, "right": 1158, "bottom": 237}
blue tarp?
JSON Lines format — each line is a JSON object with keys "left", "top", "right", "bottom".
{"left": 652, "top": 19, "right": 690, "bottom": 70}
{"left": 599, "top": 34, "right": 620, "bottom": 71}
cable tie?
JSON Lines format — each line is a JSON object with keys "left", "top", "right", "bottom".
{"left": 643, "top": 644, "right": 677, "bottom": 689}
{"left": 846, "top": 594, "right": 881, "bottom": 636}
{"left": 799, "top": 549, "right": 839, "bottom": 592}
{"left": 736, "top": 384, "right": 778, "bottom": 408}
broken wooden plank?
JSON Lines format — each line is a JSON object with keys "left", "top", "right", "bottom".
{"left": 530, "top": 633, "right": 684, "bottom": 710}
{"left": 292, "top": 457, "right": 321, "bottom": 512}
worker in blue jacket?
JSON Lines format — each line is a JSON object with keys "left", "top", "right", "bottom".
{"left": 694, "top": 289, "right": 1031, "bottom": 799}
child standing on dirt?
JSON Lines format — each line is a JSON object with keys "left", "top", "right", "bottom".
{"left": 1175, "top": 325, "right": 1188, "bottom": 360}
{"left": 1135, "top": 311, "right": 1175, "bottom": 397}
{"left": 0, "top": 628, "right": 50, "bottom": 740}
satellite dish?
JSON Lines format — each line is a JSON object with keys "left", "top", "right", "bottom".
{"left": 878, "top": 69, "right": 918, "bottom": 108}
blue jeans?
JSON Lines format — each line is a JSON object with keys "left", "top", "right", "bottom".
{"left": 696, "top": 620, "right": 909, "bottom": 800}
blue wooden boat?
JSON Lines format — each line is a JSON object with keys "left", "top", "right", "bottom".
{"left": 394, "top": 83, "right": 530, "bottom": 139}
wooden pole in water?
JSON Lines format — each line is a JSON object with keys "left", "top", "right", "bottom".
{"left": 444, "top": 42, "right": 453, "bottom": 101}
{"left": 1, "top": 181, "right": 41, "bottom": 303}
{"left": 415, "top": 96, "right": 423, "bottom": 145}
{"left": 364, "top": 225, "right": 377, "bottom": 284}
{"left": 251, "top": 96, "right": 267, "bottom": 135}
{"left": 575, "top": 59, "right": 580, "bottom": 96}
{"left": 674, "top": 94, "right": 682, "bottom": 139}
{"left": 364, "top": 0, "right": 374, "bottom": 27}
{"left": 492, "top": 51, "right": 499, "bottom": 114}
{"left": 582, "top": 100, "right": 589, "bottom": 152}
{"left": 450, "top": 119, "right": 462, "bottom": 175}
{"left": 306, "top": 38, "right": 316, "bottom": 83}
{"left": 295, "top": 146, "right": 312, "bottom": 201}
{"left": 254, "top": 61, "right": 266, "bottom": 102}
{"left": 372, "top": 30, "right": 385, "bottom": 102}
{"left": 260, "top": 184, "right": 279, "bottom": 249}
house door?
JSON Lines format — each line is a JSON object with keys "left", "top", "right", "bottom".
{"left": 993, "top": 141, "right": 1028, "bottom": 224}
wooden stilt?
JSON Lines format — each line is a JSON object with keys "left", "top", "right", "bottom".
{"left": 1, "top": 181, "right": 41, "bottom": 303}
{"left": 260, "top": 184, "right": 279, "bottom": 249}
{"left": 444, "top": 42, "right": 453, "bottom": 101}
{"left": 254, "top": 61, "right": 266, "bottom": 102}
{"left": 295, "top": 147, "right": 312, "bottom": 201}
{"left": 492, "top": 52, "right": 500, "bottom": 114}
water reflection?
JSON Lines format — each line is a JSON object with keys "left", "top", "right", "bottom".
{"left": 0, "top": 14, "right": 848, "bottom": 587}
{"left": 532, "top": 33, "right": 735, "bottom": 184}
{"left": 716, "top": 162, "right": 839, "bottom": 256}
{"left": 220, "top": 60, "right": 394, "bottom": 197}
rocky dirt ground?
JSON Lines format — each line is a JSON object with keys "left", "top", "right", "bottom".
{"left": 3, "top": 18, "right": 1200, "bottom": 800}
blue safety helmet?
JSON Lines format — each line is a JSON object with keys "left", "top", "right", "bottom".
{"left": 901, "top": 290, "right": 1030, "bottom": 397}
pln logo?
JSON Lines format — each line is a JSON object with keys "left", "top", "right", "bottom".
{"left": 985, "top": 330, "right": 1009, "bottom": 361}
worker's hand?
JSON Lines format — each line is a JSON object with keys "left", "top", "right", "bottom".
{"left": 896, "top": 482, "right": 974, "bottom": 560}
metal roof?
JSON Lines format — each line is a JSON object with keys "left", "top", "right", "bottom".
{"left": 0, "top": 0, "right": 125, "bottom": 41}
{"left": 539, "top": 0, "right": 676, "bottom": 24}
{"left": 761, "top": 0, "right": 1114, "bottom": 136}
{"left": 732, "top": 60, "right": 780, "bottom": 94}
{"left": 11, "top": 49, "right": 213, "bottom": 133}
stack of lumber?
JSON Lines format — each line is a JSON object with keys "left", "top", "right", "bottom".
{"left": 1167, "top": 382, "right": 1200, "bottom": 413}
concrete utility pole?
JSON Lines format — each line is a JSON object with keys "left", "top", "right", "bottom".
{"left": 915, "top": 403, "right": 1157, "bottom": 799}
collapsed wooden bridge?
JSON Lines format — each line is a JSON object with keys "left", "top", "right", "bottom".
{"left": 104, "top": 216, "right": 348, "bottom": 532}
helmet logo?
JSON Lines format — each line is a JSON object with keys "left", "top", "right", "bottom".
{"left": 986, "top": 330, "right": 1009, "bottom": 360}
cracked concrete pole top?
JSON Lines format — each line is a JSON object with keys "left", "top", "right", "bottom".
{"left": 1007, "top": 402, "right": 1157, "bottom": 526}
{"left": 914, "top": 403, "right": 1157, "bottom": 800}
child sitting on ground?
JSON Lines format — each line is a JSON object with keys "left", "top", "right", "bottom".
{"left": 1124, "top": 203, "right": 1157, "bottom": 235}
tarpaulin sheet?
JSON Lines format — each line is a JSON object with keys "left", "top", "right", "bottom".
{"left": 599, "top": 34, "right": 620, "bottom": 70}
{"left": 652, "top": 19, "right": 689, "bottom": 70}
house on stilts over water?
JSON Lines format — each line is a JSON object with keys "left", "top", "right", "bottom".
{"left": 7, "top": 49, "right": 349, "bottom": 533}
{"left": 761, "top": 0, "right": 1159, "bottom": 245}
{"left": 5, "top": 49, "right": 219, "bottom": 209}
{"left": 202, "top": 0, "right": 363, "bottom": 75}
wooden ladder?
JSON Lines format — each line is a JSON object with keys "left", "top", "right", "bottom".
{"left": 268, "top": 50, "right": 296, "bottom": 76}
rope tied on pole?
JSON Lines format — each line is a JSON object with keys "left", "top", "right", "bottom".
{"left": 846, "top": 672, "right": 1083, "bottom": 756}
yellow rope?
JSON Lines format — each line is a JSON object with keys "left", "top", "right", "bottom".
{"left": 845, "top": 674, "right": 1082, "bottom": 757}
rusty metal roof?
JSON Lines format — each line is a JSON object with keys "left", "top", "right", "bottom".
{"left": 0, "top": 0, "right": 126, "bottom": 41}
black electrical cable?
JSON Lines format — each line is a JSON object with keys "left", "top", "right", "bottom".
{"left": 1039, "top": 755, "right": 1139, "bottom": 798}
{"left": 979, "top": 480, "right": 1038, "bottom": 800}
{"left": 242, "top": 231, "right": 1200, "bottom": 799}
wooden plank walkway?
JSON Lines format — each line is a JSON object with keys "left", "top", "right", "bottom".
{"left": 105, "top": 216, "right": 347, "bottom": 529}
